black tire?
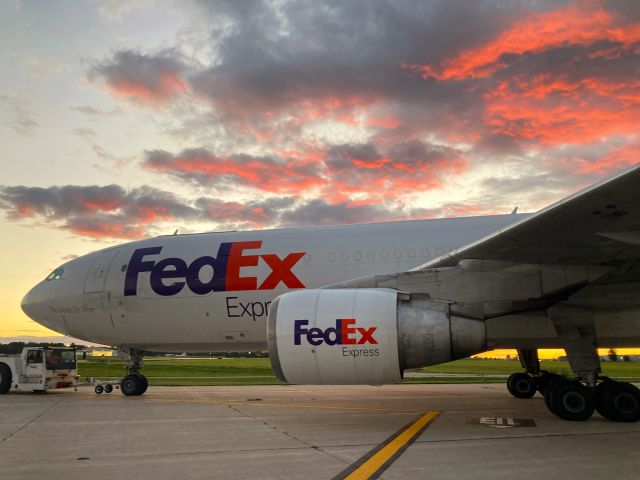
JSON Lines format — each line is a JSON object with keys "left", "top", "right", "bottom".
{"left": 0, "top": 363, "right": 12, "bottom": 394}
{"left": 138, "top": 375, "right": 148, "bottom": 395}
{"left": 121, "top": 374, "right": 147, "bottom": 396}
{"left": 596, "top": 381, "right": 640, "bottom": 422}
{"left": 104, "top": 384, "right": 113, "bottom": 394}
{"left": 507, "top": 373, "right": 536, "bottom": 398}
{"left": 536, "top": 372, "right": 563, "bottom": 396}
{"left": 95, "top": 385, "right": 104, "bottom": 394}
{"left": 543, "top": 377, "right": 567, "bottom": 416}
{"left": 595, "top": 380, "right": 615, "bottom": 419}
{"left": 547, "top": 382, "right": 594, "bottom": 421}
{"left": 121, "top": 374, "right": 142, "bottom": 396}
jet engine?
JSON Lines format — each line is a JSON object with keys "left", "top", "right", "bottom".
{"left": 267, "top": 289, "right": 486, "bottom": 385}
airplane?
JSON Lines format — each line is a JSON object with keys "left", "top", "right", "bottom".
{"left": 17, "top": 165, "right": 640, "bottom": 423}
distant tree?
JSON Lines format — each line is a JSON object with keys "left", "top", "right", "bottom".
{"left": 0, "top": 341, "right": 70, "bottom": 354}
{"left": 608, "top": 348, "right": 618, "bottom": 362}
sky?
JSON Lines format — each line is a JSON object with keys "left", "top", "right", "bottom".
{"left": 1, "top": 0, "right": 639, "bottom": 340}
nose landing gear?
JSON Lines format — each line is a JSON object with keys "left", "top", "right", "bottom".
{"left": 119, "top": 348, "right": 148, "bottom": 397}
{"left": 121, "top": 373, "right": 148, "bottom": 396}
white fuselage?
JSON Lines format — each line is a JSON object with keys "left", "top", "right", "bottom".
{"left": 22, "top": 215, "right": 523, "bottom": 351}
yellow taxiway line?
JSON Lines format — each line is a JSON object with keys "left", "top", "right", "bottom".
{"left": 335, "top": 411, "right": 439, "bottom": 479}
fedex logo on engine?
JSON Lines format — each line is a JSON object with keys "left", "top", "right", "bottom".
{"left": 124, "top": 241, "right": 305, "bottom": 296}
{"left": 293, "top": 319, "right": 378, "bottom": 346}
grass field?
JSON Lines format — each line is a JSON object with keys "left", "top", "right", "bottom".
{"left": 78, "top": 357, "right": 283, "bottom": 386}
{"left": 77, "top": 356, "right": 640, "bottom": 386}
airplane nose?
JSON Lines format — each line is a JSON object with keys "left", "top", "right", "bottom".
{"left": 21, "top": 283, "right": 61, "bottom": 333}
{"left": 21, "top": 286, "right": 40, "bottom": 321}
{"left": 21, "top": 284, "right": 52, "bottom": 330}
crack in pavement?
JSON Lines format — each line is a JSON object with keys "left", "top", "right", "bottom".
{"left": 226, "top": 403, "right": 350, "bottom": 465}
{"left": 0, "top": 393, "right": 70, "bottom": 445}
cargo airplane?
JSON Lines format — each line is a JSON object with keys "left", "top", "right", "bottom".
{"left": 14, "top": 165, "right": 640, "bottom": 422}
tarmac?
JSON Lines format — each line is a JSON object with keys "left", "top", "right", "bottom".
{"left": 1, "top": 383, "right": 640, "bottom": 480}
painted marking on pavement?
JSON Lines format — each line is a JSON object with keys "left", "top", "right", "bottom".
{"left": 470, "top": 416, "right": 536, "bottom": 428}
{"left": 334, "top": 411, "right": 439, "bottom": 480}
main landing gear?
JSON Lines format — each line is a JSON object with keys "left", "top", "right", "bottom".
{"left": 119, "top": 348, "right": 148, "bottom": 397}
{"left": 507, "top": 348, "right": 640, "bottom": 422}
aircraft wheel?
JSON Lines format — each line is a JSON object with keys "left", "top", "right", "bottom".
{"left": 535, "top": 371, "right": 563, "bottom": 396}
{"left": 543, "top": 377, "right": 567, "bottom": 416}
{"left": 0, "top": 363, "right": 12, "bottom": 394}
{"left": 137, "top": 375, "right": 149, "bottom": 395}
{"left": 121, "top": 375, "right": 143, "bottom": 396}
{"left": 547, "top": 381, "right": 594, "bottom": 421}
{"left": 507, "top": 373, "right": 536, "bottom": 398}
{"left": 95, "top": 385, "right": 104, "bottom": 394}
{"left": 596, "top": 381, "right": 640, "bottom": 422}
{"left": 104, "top": 384, "right": 113, "bottom": 394}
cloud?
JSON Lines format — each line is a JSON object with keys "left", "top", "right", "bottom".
{"left": 406, "top": 2, "right": 640, "bottom": 81}
{"left": 70, "top": 127, "right": 97, "bottom": 140}
{"left": 88, "top": 50, "right": 188, "bottom": 105}
{"left": 278, "top": 199, "right": 401, "bottom": 227}
{"left": 401, "top": 1, "right": 640, "bottom": 146}
{"left": 0, "top": 94, "right": 39, "bottom": 136}
{"left": 97, "top": 0, "right": 155, "bottom": 22}
{"left": 22, "top": 55, "right": 63, "bottom": 80}
{"left": 0, "top": 185, "right": 195, "bottom": 239}
{"left": 575, "top": 142, "right": 640, "bottom": 174}
{"left": 0, "top": 184, "right": 300, "bottom": 239}
{"left": 0, "top": 183, "right": 487, "bottom": 240}
{"left": 143, "top": 148, "right": 323, "bottom": 194}
{"left": 91, "top": 2, "right": 511, "bottom": 144}
{"left": 70, "top": 105, "right": 121, "bottom": 118}
{"left": 143, "top": 140, "right": 466, "bottom": 201}
{"left": 87, "top": 1, "right": 639, "bottom": 165}
{"left": 8, "top": 0, "right": 637, "bottom": 242}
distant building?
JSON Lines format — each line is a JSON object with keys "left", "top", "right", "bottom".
{"left": 87, "top": 347, "right": 114, "bottom": 357}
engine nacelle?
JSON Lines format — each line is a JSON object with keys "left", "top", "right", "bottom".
{"left": 267, "top": 289, "right": 487, "bottom": 385}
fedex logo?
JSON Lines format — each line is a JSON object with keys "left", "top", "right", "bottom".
{"left": 293, "top": 319, "right": 378, "bottom": 346}
{"left": 124, "top": 241, "right": 305, "bottom": 296}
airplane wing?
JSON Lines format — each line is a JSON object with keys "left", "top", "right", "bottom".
{"left": 326, "top": 164, "right": 640, "bottom": 309}
{"left": 415, "top": 164, "right": 640, "bottom": 269}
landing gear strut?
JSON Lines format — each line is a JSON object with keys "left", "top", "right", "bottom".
{"left": 119, "top": 348, "right": 148, "bottom": 397}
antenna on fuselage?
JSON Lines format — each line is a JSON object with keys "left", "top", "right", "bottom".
{"left": 511, "top": 206, "right": 518, "bottom": 214}
{"left": 172, "top": 229, "right": 179, "bottom": 235}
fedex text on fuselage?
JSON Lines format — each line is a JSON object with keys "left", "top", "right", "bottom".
{"left": 124, "top": 241, "right": 306, "bottom": 297}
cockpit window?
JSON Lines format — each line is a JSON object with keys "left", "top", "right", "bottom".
{"left": 46, "top": 267, "right": 64, "bottom": 281}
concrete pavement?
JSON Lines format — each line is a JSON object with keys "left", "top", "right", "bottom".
{"left": 1, "top": 383, "right": 639, "bottom": 479}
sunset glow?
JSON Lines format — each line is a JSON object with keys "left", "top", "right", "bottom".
{"left": 1, "top": 1, "right": 639, "bottom": 343}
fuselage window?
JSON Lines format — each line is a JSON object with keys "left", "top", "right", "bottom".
{"left": 45, "top": 267, "right": 64, "bottom": 281}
